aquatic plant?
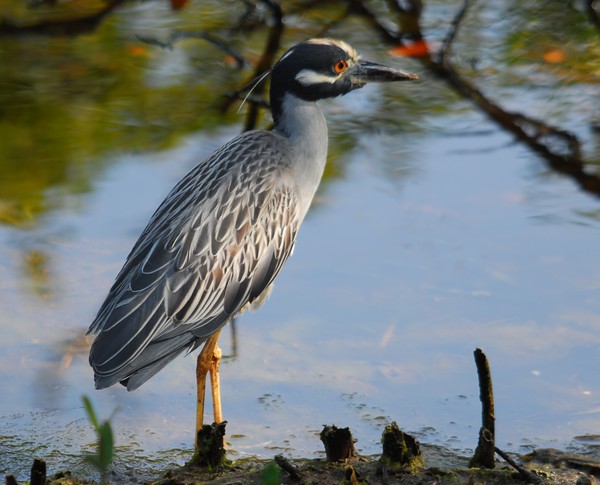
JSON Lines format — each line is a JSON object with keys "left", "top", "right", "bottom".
{"left": 82, "top": 395, "right": 114, "bottom": 484}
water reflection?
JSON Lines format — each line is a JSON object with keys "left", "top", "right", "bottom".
{"left": 1, "top": 0, "right": 600, "bottom": 482}
{"left": 1, "top": 118, "right": 599, "bottom": 480}
{"left": 31, "top": 330, "right": 91, "bottom": 411}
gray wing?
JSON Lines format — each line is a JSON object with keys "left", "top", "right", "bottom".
{"left": 88, "top": 131, "right": 301, "bottom": 390}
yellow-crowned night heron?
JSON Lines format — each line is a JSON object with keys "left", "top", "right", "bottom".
{"left": 87, "top": 38, "right": 418, "bottom": 446}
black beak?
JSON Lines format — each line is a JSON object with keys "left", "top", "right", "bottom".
{"left": 348, "top": 60, "right": 419, "bottom": 87}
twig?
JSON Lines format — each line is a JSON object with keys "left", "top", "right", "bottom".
{"left": 346, "top": 0, "right": 404, "bottom": 44}
{"left": 136, "top": 32, "right": 248, "bottom": 69}
{"left": 438, "top": 0, "right": 471, "bottom": 65}
{"left": 274, "top": 454, "right": 302, "bottom": 480}
{"left": 229, "top": 0, "right": 261, "bottom": 32}
{"left": 495, "top": 447, "right": 543, "bottom": 484}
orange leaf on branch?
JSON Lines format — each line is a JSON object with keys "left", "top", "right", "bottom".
{"left": 390, "top": 39, "right": 431, "bottom": 58}
{"left": 543, "top": 49, "right": 565, "bottom": 63}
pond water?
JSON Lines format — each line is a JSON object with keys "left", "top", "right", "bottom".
{"left": 1, "top": 0, "right": 599, "bottom": 482}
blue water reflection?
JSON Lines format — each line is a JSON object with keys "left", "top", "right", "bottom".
{"left": 1, "top": 1, "right": 599, "bottom": 480}
{"left": 1, "top": 102, "right": 599, "bottom": 480}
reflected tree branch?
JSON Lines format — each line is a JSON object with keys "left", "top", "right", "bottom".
{"left": 136, "top": 31, "right": 249, "bottom": 70}
{"left": 346, "top": 0, "right": 403, "bottom": 44}
{"left": 0, "top": 0, "right": 124, "bottom": 36}
{"left": 9, "top": 0, "right": 595, "bottom": 197}
{"left": 138, "top": 0, "right": 283, "bottom": 132}
{"left": 242, "top": 0, "right": 284, "bottom": 132}
{"left": 351, "top": 0, "right": 600, "bottom": 198}
{"left": 438, "top": 0, "right": 471, "bottom": 65}
{"left": 584, "top": 0, "right": 600, "bottom": 34}
{"left": 219, "top": 0, "right": 284, "bottom": 132}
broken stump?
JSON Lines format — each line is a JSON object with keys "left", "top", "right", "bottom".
{"left": 30, "top": 458, "right": 46, "bottom": 485}
{"left": 320, "top": 425, "right": 357, "bottom": 461}
{"left": 189, "top": 421, "right": 228, "bottom": 469}
{"left": 380, "top": 421, "right": 424, "bottom": 471}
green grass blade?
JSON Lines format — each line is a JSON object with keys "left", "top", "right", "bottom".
{"left": 98, "top": 422, "right": 114, "bottom": 469}
{"left": 82, "top": 395, "right": 99, "bottom": 430}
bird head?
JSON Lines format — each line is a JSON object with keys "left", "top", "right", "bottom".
{"left": 269, "top": 38, "right": 419, "bottom": 120}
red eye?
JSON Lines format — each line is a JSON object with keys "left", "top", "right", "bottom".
{"left": 333, "top": 60, "right": 348, "bottom": 74}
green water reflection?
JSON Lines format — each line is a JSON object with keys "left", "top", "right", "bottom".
{"left": 0, "top": 22, "right": 237, "bottom": 225}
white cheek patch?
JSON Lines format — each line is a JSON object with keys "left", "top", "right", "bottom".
{"left": 295, "top": 69, "right": 339, "bottom": 86}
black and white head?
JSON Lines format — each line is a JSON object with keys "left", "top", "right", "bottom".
{"left": 269, "top": 38, "right": 419, "bottom": 124}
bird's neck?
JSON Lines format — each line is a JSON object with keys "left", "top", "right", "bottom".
{"left": 273, "top": 93, "right": 328, "bottom": 142}
{"left": 273, "top": 94, "right": 329, "bottom": 218}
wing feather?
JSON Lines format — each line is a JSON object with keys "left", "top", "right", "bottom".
{"left": 88, "top": 130, "right": 302, "bottom": 390}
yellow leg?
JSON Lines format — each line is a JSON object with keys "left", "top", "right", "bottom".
{"left": 195, "top": 329, "right": 223, "bottom": 448}
{"left": 210, "top": 343, "right": 223, "bottom": 424}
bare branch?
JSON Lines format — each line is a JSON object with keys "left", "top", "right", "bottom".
{"left": 438, "top": 0, "right": 471, "bottom": 65}
{"left": 136, "top": 32, "right": 249, "bottom": 69}
{"left": 346, "top": 0, "right": 404, "bottom": 44}
{"left": 350, "top": 0, "right": 600, "bottom": 198}
{"left": 240, "top": 0, "right": 284, "bottom": 132}
{"left": 584, "top": 0, "right": 600, "bottom": 34}
{"left": 495, "top": 447, "right": 543, "bottom": 484}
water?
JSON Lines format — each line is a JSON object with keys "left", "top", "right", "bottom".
{"left": 1, "top": 0, "right": 599, "bottom": 482}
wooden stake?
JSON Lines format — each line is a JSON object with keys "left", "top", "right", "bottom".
{"left": 469, "top": 348, "right": 495, "bottom": 468}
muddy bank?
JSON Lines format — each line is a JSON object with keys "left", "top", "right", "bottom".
{"left": 5, "top": 350, "right": 599, "bottom": 484}
{"left": 7, "top": 426, "right": 599, "bottom": 485}
{"left": 7, "top": 445, "right": 599, "bottom": 485}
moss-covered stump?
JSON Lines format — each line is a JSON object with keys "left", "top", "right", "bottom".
{"left": 380, "top": 421, "right": 424, "bottom": 472}
{"left": 188, "top": 421, "right": 229, "bottom": 469}
{"left": 320, "top": 425, "right": 358, "bottom": 462}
